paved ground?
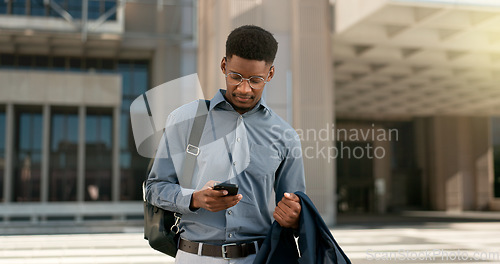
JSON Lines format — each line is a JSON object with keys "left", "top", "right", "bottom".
{"left": 1, "top": 213, "right": 500, "bottom": 264}
{"left": 334, "top": 222, "right": 500, "bottom": 264}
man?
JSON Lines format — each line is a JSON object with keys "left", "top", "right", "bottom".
{"left": 146, "top": 25, "right": 306, "bottom": 263}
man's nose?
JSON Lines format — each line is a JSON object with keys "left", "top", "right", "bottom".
{"left": 237, "top": 79, "right": 253, "bottom": 93}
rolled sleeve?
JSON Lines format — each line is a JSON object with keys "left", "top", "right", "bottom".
{"left": 274, "top": 132, "right": 306, "bottom": 202}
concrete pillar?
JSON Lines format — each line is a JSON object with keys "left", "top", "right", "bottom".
{"left": 112, "top": 106, "right": 120, "bottom": 202}
{"left": 40, "top": 105, "right": 50, "bottom": 204}
{"left": 290, "top": 0, "right": 335, "bottom": 224}
{"left": 414, "top": 118, "right": 430, "bottom": 209}
{"left": 3, "top": 104, "right": 14, "bottom": 204}
{"left": 152, "top": 44, "right": 181, "bottom": 88}
{"left": 373, "top": 139, "right": 391, "bottom": 213}
{"left": 428, "top": 117, "right": 447, "bottom": 210}
{"left": 426, "top": 116, "right": 493, "bottom": 211}
{"left": 197, "top": 0, "right": 231, "bottom": 98}
{"left": 76, "top": 105, "right": 86, "bottom": 222}
{"left": 77, "top": 106, "right": 86, "bottom": 203}
{"left": 471, "top": 118, "right": 493, "bottom": 210}
{"left": 151, "top": 4, "right": 199, "bottom": 89}
{"left": 261, "top": 0, "right": 293, "bottom": 122}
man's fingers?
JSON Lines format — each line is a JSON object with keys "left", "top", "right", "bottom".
{"left": 284, "top": 192, "right": 300, "bottom": 202}
{"left": 205, "top": 194, "right": 242, "bottom": 212}
{"left": 274, "top": 206, "right": 294, "bottom": 228}
{"left": 275, "top": 195, "right": 301, "bottom": 229}
{"left": 273, "top": 206, "right": 285, "bottom": 221}
{"left": 228, "top": 196, "right": 242, "bottom": 207}
{"left": 202, "top": 180, "right": 220, "bottom": 190}
{"left": 278, "top": 200, "right": 299, "bottom": 219}
{"left": 204, "top": 188, "right": 228, "bottom": 197}
{"left": 280, "top": 197, "right": 301, "bottom": 213}
{"left": 222, "top": 194, "right": 242, "bottom": 203}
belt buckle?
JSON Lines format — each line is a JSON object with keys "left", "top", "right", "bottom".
{"left": 186, "top": 144, "right": 200, "bottom": 156}
{"left": 221, "top": 243, "right": 237, "bottom": 260}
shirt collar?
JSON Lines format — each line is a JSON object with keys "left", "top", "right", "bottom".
{"left": 209, "top": 89, "right": 270, "bottom": 115}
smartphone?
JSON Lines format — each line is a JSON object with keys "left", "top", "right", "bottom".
{"left": 213, "top": 183, "right": 239, "bottom": 196}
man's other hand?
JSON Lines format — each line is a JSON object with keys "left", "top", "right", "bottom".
{"left": 273, "top": 192, "right": 301, "bottom": 229}
{"left": 190, "top": 180, "right": 242, "bottom": 212}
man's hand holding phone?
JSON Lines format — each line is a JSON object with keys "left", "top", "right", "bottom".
{"left": 190, "top": 180, "right": 242, "bottom": 212}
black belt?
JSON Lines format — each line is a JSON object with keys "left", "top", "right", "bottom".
{"left": 178, "top": 238, "right": 262, "bottom": 259}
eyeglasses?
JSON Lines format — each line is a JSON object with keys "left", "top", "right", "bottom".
{"left": 225, "top": 72, "right": 269, "bottom": 90}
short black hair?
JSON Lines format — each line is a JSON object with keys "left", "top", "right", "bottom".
{"left": 225, "top": 25, "right": 278, "bottom": 65}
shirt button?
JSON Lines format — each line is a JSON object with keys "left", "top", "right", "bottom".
{"left": 233, "top": 161, "right": 236, "bottom": 166}
{"left": 239, "top": 116, "right": 243, "bottom": 120}
{"left": 228, "top": 233, "right": 233, "bottom": 238}
{"left": 237, "top": 137, "right": 241, "bottom": 142}
{"left": 227, "top": 210, "right": 232, "bottom": 215}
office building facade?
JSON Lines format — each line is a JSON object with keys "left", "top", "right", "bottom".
{"left": 0, "top": 0, "right": 196, "bottom": 221}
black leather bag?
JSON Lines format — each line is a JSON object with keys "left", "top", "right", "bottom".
{"left": 143, "top": 99, "right": 209, "bottom": 257}
{"left": 143, "top": 196, "right": 182, "bottom": 257}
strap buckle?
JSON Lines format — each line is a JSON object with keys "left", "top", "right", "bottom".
{"left": 221, "top": 243, "right": 237, "bottom": 259}
{"left": 186, "top": 144, "right": 200, "bottom": 156}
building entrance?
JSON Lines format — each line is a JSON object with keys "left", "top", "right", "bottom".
{"left": 336, "top": 141, "right": 375, "bottom": 213}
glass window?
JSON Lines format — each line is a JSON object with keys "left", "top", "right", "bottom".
{"left": 67, "top": 0, "right": 82, "bottom": 19}
{"left": 69, "top": 57, "right": 82, "bottom": 72}
{"left": 133, "top": 62, "right": 148, "bottom": 94}
{"left": 30, "top": 0, "right": 46, "bottom": 16}
{"left": 14, "top": 109, "right": 43, "bottom": 202}
{"left": 119, "top": 112, "right": 129, "bottom": 150}
{"left": 0, "top": 54, "right": 16, "bottom": 68}
{"left": 336, "top": 141, "right": 374, "bottom": 213}
{"left": 0, "top": 110, "right": 5, "bottom": 202}
{"left": 88, "top": 0, "right": 101, "bottom": 19}
{"left": 118, "top": 63, "right": 132, "bottom": 95}
{"left": 18, "top": 55, "right": 33, "bottom": 69}
{"left": 85, "top": 58, "right": 99, "bottom": 72}
{"left": 85, "top": 109, "right": 112, "bottom": 201}
{"left": 34, "top": 55, "right": 49, "bottom": 69}
{"left": 101, "top": 59, "right": 115, "bottom": 72}
{"left": 118, "top": 61, "right": 149, "bottom": 201}
{"left": 49, "top": 0, "right": 65, "bottom": 18}
{"left": 49, "top": 109, "right": 78, "bottom": 201}
{"left": 493, "top": 117, "right": 500, "bottom": 198}
{"left": 12, "top": 0, "right": 27, "bottom": 15}
{"left": 0, "top": 1, "right": 7, "bottom": 14}
{"left": 104, "top": 0, "right": 116, "bottom": 20}
{"left": 52, "top": 56, "right": 66, "bottom": 71}
{"left": 121, "top": 98, "right": 133, "bottom": 112}
{"left": 0, "top": 0, "right": 116, "bottom": 19}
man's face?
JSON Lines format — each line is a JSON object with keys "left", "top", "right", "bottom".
{"left": 220, "top": 55, "right": 274, "bottom": 114}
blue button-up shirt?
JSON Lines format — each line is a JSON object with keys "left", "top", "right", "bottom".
{"left": 146, "top": 89, "right": 306, "bottom": 245}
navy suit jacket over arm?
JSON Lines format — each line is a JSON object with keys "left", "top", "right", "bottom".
{"left": 253, "top": 191, "right": 351, "bottom": 264}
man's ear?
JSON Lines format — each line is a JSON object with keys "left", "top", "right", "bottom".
{"left": 220, "top": 57, "right": 227, "bottom": 74}
{"left": 267, "top": 65, "right": 275, "bottom": 81}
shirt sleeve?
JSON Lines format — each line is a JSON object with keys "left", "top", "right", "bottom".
{"left": 274, "top": 130, "right": 306, "bottom": 203}
{"left": 145, "top": 111, "right": 198, "bottom": 215}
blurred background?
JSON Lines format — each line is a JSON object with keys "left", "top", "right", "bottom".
{"left": 0, "top": 0, "right": 500, "bottom": 245}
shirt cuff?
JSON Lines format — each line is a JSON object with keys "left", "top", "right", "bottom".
{"left": 176, "top": 187, "right": 197, "bottom": 214}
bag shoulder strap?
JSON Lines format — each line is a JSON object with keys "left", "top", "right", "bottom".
{"left": 144, "top": 99, "right": 210, "bottom": 197}
{"left": 179, "top": 99, "right": 209, "bottom": 187}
